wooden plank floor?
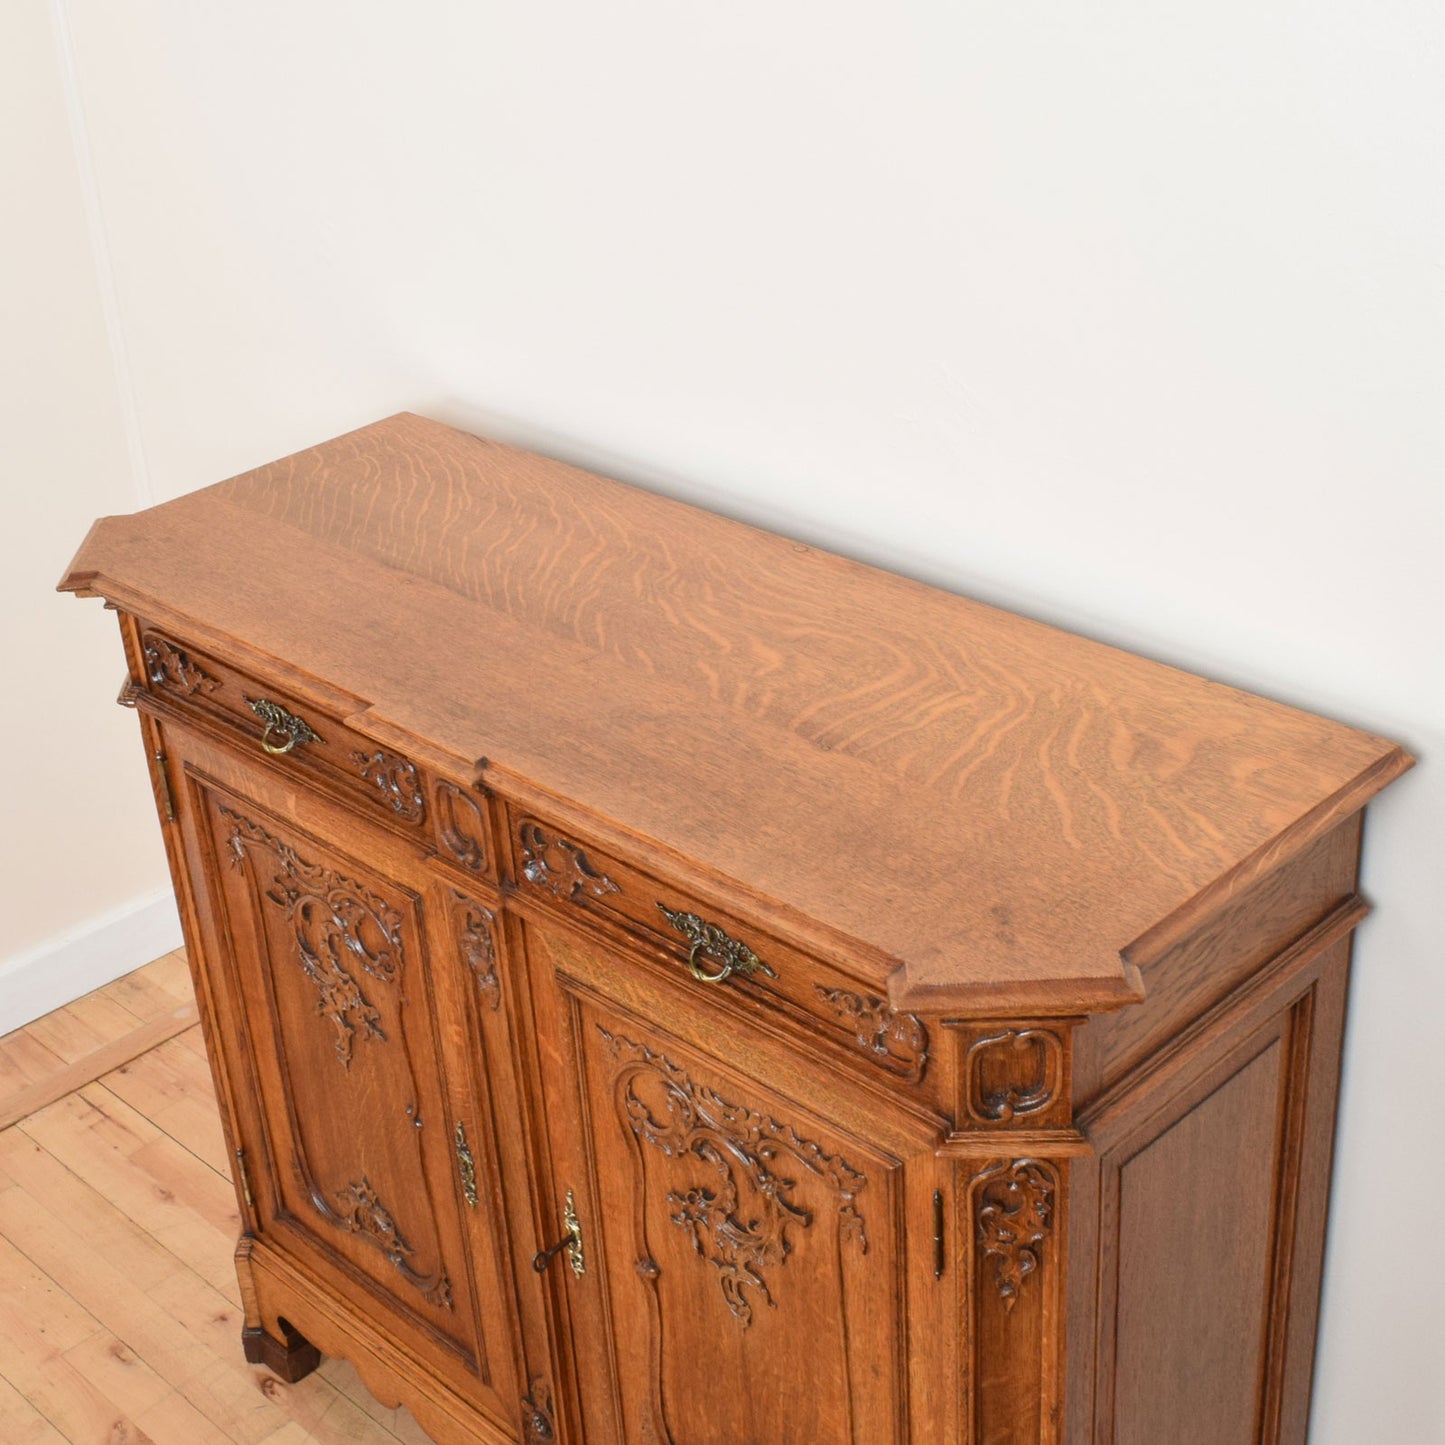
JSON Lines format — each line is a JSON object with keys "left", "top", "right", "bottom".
{"left": 0, "top": 951, "right": 432, "bottom": 1444}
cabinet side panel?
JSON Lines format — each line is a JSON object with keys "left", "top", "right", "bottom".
{"left": 1112, "top": 1042, "right": 1283, "bottom": 1444}
{"left": 1078, "top": 931, "right": 1352, "bottom": 1445}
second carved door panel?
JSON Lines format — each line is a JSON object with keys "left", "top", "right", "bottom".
{"left": 166, "top": 724, "right": 519, "bottom": 1419}
{"left": 525, "top": 916, "right": 942, "bottom": 1445}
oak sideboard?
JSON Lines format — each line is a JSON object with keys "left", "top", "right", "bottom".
{"left": 62, "top": 413, "right": 1411, "bottom": 1443}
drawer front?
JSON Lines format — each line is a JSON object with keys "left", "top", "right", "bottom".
{"left": 507, "top": 811, "right": 933, "bottom": 1093}
{"left": 139, "top": 629, "right": 498, "bottom": 883}
{"left": 140, "top": 628, "right": 426, "bottom": 825}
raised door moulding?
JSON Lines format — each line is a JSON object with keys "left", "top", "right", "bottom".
{"left": 222, "top": 805, "right": 401, "bottom": 1068}
{"left": 597, "top": 1024, "right": 868, "bottom": 1327}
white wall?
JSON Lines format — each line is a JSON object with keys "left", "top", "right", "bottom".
{"left": 0, "top": 0, "right": 180, "bottom": 1030}
{"left": 13, "top": 1, "right": 1442, "bottom": 1436}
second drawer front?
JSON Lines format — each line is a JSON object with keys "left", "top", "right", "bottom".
{"left": 508, "top": 811, "right": 933, "bottom": 1091}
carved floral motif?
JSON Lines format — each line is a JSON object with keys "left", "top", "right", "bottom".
{"left": 435, "top": 781, "right": 487, "bottom": 871}
{"left": 814, "top": 986, "right": 929, "bottom": 1083}
{"left": 457, "top": 895, "right": 501, "bottom": 1010}
{"left": 521, "top": 1375, "right": 556, "bottom": 1441}
{"left": 352, "top": 748, "right": 426, "bottom": 823}
{"left": 142, "top": 634, "right": 220, "bottom": 697}
{"left": 519, "top": 822, "right": 619, "bottom": 902}
{"left": 332, "top": 1176, "right": 453, "bottom": 1310}
{"left": 598, "top": 1025, "right": 867, "bottom": 1327}
{"left": 222, "top": 807, "right": 401, "bottom": 1067}
{"left": 973, "top": 1159, "right": 1056, "bottom": 1310}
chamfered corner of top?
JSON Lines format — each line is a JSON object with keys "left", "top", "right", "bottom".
{"left": 57, "top": 515, "right": 123, "bottom": 597}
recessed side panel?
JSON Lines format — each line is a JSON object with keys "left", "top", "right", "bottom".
{"left": 1113, "top": 1042, "right": 1284, "bottom": 1444}
{"left": 1078, "top": 930, "right": 1352, "bottom": 1445}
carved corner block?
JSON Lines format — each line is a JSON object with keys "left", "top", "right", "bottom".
{"left": 434, "top": 779, "right": 490, "bottom": 873}
{"left": 943, "top": 1019, "right": 1077, "bottom": 1136}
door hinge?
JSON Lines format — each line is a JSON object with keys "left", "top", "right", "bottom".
{"left": 933, "top": 1189, "right": 946, "bottom": 1280}
{"left": 153, "top": 749, "right": 176, "bottom": 823}
{"left": 235, "top": 1148, "right": 255, "bottom": 1209}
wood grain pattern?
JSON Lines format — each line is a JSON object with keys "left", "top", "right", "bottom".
{"left": 60, "top": 413, "right": 1411, "bottom": 1014}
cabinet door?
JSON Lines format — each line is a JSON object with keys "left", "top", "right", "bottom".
{"left": 166, "top": 724, "right": 519, "bottom": 1417}
{"left": 525, "top": 915, "right": 949, "bottom": 1444}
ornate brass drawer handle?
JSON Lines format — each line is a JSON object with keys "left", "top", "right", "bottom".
{"left": 245, "top": 697, "right": 323, "bottom": 755}
{"left": 533, "top": 1189, "right": 585, "bottom": 1277}
{"left": 656, "top": 905, "right": 778, "bottom": 984}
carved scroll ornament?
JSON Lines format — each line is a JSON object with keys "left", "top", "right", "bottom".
{"left": 435, "top": 780, "right": 487, "bottom": 871}
{"left": 519, "top": 821, "right": 620, "bottom": 902}
{"left": 815, "top": 985, "right": 928, "bottom": 1083}
{"left": 352, "top": 748, "right": 426, "bottom": 823}
{"left": 332, "top": 1176, "right": 453, "bottom": 1310}
{"left": 142, "top": 634, "right": 220, "bottom": 697}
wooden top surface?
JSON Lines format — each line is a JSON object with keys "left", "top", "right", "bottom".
{"left": 62, "top": 413, "right": 1411, "bottom": 1014}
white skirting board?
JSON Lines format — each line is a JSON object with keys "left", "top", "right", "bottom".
{"left": 0, "top": 888, "right": 184, "bottom": 1038}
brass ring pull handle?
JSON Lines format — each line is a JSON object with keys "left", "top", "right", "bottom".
{"left": 532, "top": 1189, "right": 585, "bottom": 1277}
{"left": 657, "top": 905, "right": 778, "bottom": 985}
{"left": 261, "top": 723, "right": 296, "bottom": 755}
{"left": 245, "top": 697, "right": 323, "bottom": 756}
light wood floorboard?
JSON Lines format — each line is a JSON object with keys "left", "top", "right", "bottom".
{"left": 0, "top": 953, "right": 430, "bottom": 1444}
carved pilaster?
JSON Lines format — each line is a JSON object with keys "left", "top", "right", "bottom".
{"left": 962, "top": 1155, "right": 1066, "bottom": 1445}
{"left": 973, "top": 1158, "right": 1056, "bottom": 1310}
{"left": 454, "top": 893, "right": 501, "bottom": 1010}
{"left": 940, "top": 1019, "right": 1077, "bottom": 1444}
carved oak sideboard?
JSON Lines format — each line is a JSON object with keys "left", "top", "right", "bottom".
{"left": 61, "top": 413, "right": 1411, "bottom": 1443}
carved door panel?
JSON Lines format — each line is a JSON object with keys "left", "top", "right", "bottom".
{"left": 525, "top": 917, "right": 942, "bottom": 1445}
{"left": 165, "top": 725, "right": 518, "bottom": 1415}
